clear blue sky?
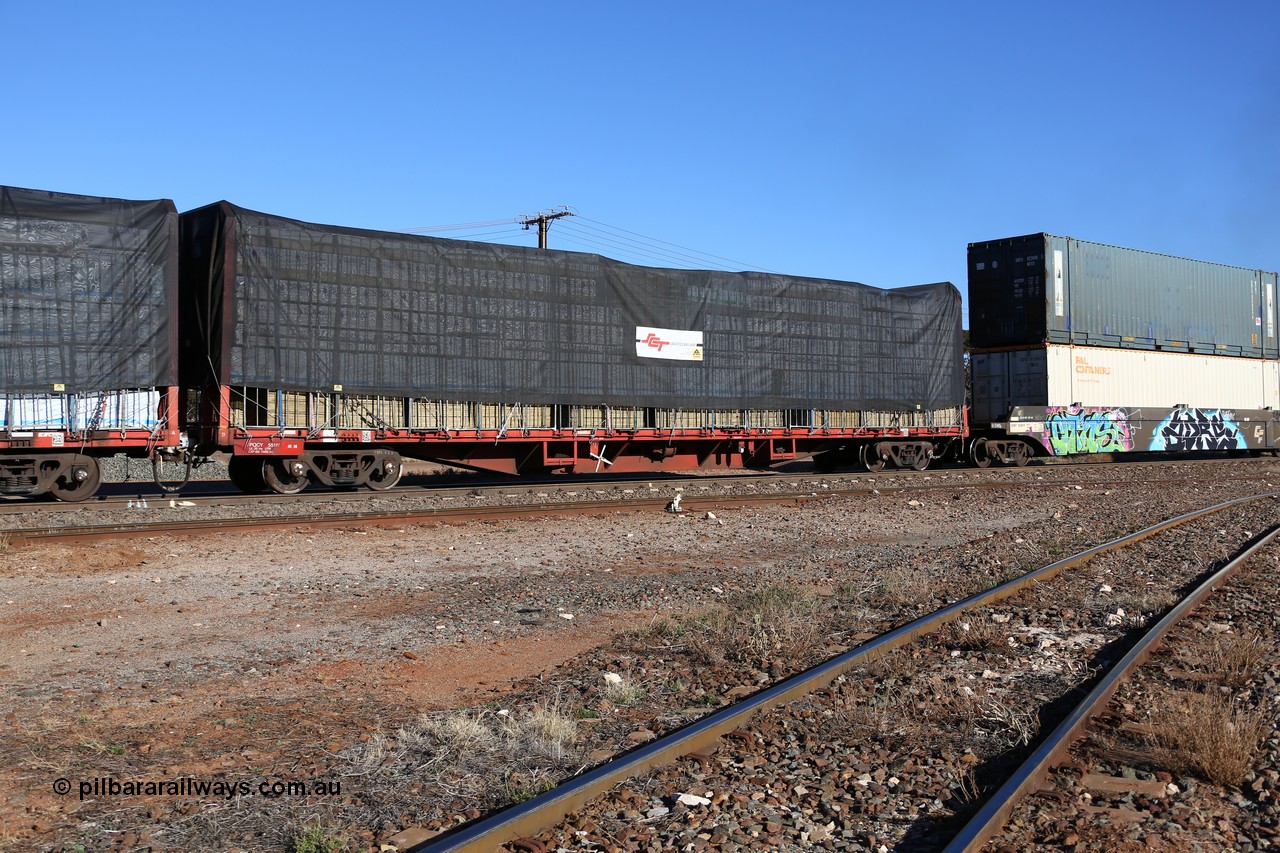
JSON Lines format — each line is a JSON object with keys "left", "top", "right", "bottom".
{"left": 5, "top": 2, "right": 1277, "bottom": 324}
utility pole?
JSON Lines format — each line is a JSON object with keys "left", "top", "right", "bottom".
{"left": 519, "top": 207, "right": 575, "bottom": 249}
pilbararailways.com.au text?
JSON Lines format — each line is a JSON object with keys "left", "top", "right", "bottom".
{"left": 53, "top": 776, "right": 342, "bottom": 801}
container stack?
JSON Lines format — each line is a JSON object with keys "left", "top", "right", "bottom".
{"left": 968, "top": 233, "right": 1280, "bottom": 424}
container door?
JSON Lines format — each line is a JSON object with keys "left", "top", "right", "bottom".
{"left": 968, "top": 235, "right": 1050, "bottom": 348}
{"left": 1264, "top": 271, "right": 1279, "bottom": 360}
{"left": 971, "top": 352, "right": 1008, "bottom": 424}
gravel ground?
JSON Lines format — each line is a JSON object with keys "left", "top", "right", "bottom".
{"left": 987, "top": 539, "right": 1280, "bottom": 852}
{"left": 0, "top": 458, "right": 1277, "bottom": 852}
{"left": 515, "top": 500, "right": 1280, "bottom": 852}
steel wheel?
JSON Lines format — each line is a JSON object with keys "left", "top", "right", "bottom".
{"left": 1010, "top": 442, "right": 1031, "bottom": 467}
{"left": 49, "top": 455, "right": 101, "bottom": 502}
{"left": 860, "top": 443, "right": 887, "bottom": 473}
{"left": 968, "top": 437, "right": 993, "bottom": 469}
{"left": 911, "top": 446, "right": 932, "bottom": 471}
{"left": 227, "top": 455, "right": 267, "bottom": 494}
{"left": 365, "top": 453, "right": 403, "bottom": 491}
{"left": 263, "top": 458, "right": 310, "bottom": 495}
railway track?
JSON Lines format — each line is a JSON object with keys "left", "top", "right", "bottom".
{"left": 397, "top": 492, "right": 1279, "bottom": 852}
{"left": 5, "top": 458, "right": 1279, "bottom": 546}
{"left": 5, "top": 461, "right": 1276, "bottom": 852}
{"left": 2, "top": 454, "right": 1274, "bottom": 517}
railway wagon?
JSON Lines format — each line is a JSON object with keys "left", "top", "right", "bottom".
{"left": 967, "top": 234, "right": 1280, "bottom": 464}
{"left": 178, "top": 201, "right": 966, "bottom": 493}
{"left": 0, "top": 185, "right": 183, "bottom": 500}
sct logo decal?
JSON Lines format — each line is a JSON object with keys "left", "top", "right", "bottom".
{"left": 635, "top": 326, "right": 704, "bottom": 361}
{"left": 640, "top": 332, "right": 670, "bottom": 352}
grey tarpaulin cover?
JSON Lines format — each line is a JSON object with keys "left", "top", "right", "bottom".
{"left": 180, "top": 202, "right": 963, "bottom": 411}
{"left": 0, "top": 185, "right": 178, "bottom": 393}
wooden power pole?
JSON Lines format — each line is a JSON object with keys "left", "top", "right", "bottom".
{"left": 519, "top": 207, "right": 575, "bottom": 249}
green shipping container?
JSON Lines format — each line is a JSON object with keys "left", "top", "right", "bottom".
{"left": 968, "top": 233, "right": 1279, "bottom": 359}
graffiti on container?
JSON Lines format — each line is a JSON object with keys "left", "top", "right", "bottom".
{"left": 1149, "top": 408, "right": 1246, "bottom": 452}
{"left": 1044, "top": 406, "right": 1133, "bottom": 455}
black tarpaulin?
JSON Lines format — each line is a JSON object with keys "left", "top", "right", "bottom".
{"left": 180, "top": 202, "right": 963, "bottom": 411}
{"left": 0, "top": 185, "right": 178, "bottom": 393}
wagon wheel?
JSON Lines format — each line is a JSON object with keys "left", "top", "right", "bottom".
{"left": 49, "top": 455, "right": 101, "bottom": 502}
{"left": 1010, "top": 442, "right": 1032, "bottom": 467}
{"left": 227, "top": 455, "right": 267, "bottom": 494}
{"left": 263, "top": 458, "right": 310, "bottom": 495}
{"left": 860, "top": 443, "right": 887, "bottom": 473}
{"left": 366, "top": 453, "right": 403, "bottom": 491}
{"left": 911, "top": 446, "right": 932, "bottom": 471}
{"left": 968, "top": 437, "right": 993, "bottom": 469}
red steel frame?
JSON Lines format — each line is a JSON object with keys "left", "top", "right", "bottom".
{"left": 0, "top": 387, "right": 184, "bottom": 456}
{"left": 205, "top": 385, "right": 967, "bottom": 475}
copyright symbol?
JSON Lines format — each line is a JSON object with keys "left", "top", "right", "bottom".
{"left": 53, "top": 778, "right": 71, "bottom": 795}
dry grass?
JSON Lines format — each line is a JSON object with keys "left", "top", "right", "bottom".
{"left": 1204, "top": 631, "right": 1269, "bottom": 687}
{"left": 600, "top": 674, "right": 647, "bottom": 706}
{"left": 840, "top": 689, "right": 930, "bottom": 750}
{"left": 942, "top": 619, "right": 1008, "bottom": 653}
{"left": 1145, "top": 689, "right": 1268, "bottom": 786}
{"left": 410, "top": 702, "right": 579, "bottom": 767}
{"left": 974, "top": 695, "right": 1040, "bottom": 748}
{"left": 862, "top": 563, "right": 936, "bottom": 609}
{"left": 839, "top": 665, "right": 1037, "bottom": 755}
{"left": 1111, "top": 586, "right": 1177, "bottom": 620}
{"left": 951, "top": 760, "right": 981, "bottom": 805}
{"left": 680, "top": 584, "right": 827, "bottom": 668}
{"left": 333, "top": 699, "right": 582, "bottom": 832}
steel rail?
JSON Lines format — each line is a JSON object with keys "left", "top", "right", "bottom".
{"left": 6, "top": 470, "right": 1275, "bottom": 546}
{"left": 1, "top": 454, "right": 1269, "bottom": 517}
{"left": 404, "top": 491, "right": 1279, "bottom": 853}
{"left": 3, "top": 498, "right": 677, "bottom": 546}
{"left": 941, "top": 518, "right": 1280, "bottom": 853}
{"left": 0, "top": 470, "right": 785, "bottom": 514}
{"left": 3, "top": 488, "right": 863, "bottom": 545}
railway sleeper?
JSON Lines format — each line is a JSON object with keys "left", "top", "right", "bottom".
{"left": 0, "top": 453, "right": 102, "bottom": 502}
{"left": 235, "top": 449, "right": 404, "bottom": 495}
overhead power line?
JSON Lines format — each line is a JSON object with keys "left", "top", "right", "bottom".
{"left": 558, "top": 221, "right": 741, "bottom": 270}
{"left": 397, "top": 209, "right": 779, "bottom": 273}
{"left": 577, "top": 216, "right": 780, "bottom": 273}
{"left": 400, "top": 218, "right": 517, "bottom": 234}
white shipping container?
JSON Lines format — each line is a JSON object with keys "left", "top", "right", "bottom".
{"left": 973, "top": 345, "right": 1280, "bottom": 423}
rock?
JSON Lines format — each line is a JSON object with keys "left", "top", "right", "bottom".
{"left": 676, "top": 793, "right": 711, "bottom": 806}
{"left": 385, "top": 826, "right": 439, "bottom": 848}
{"left": 647, "top": 806, "right": 670, "bottom": 818}
{"left": 603, "top": 672, "right": 623, "bottom": 685}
